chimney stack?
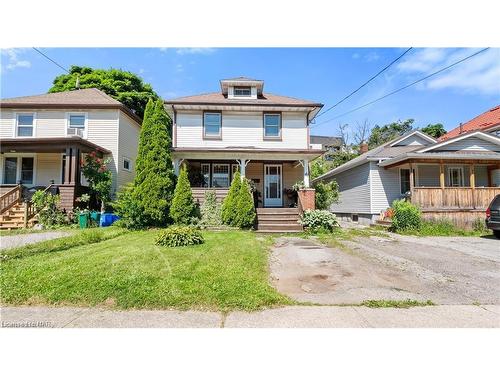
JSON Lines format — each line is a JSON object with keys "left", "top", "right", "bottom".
{"left": 360, "top": 143, "right": 368, "bottom": 154}
{"left": 459, "top": 122, "right": 463, "bottom": 134}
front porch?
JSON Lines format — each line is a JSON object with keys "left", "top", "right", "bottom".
{"left": 0, "top": 138, "right": 110, "bottom": 216}
{"left": 172, "top": 147, "right": 322, "bottom": 209}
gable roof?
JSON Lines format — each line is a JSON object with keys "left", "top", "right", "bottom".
{"left": 314, "top": 130, "right": 428, "bottom": 180}
{"left": 0, "top": 88, "right": 142, "bottom": 124}
{"left": 164, "top": 91, "right": 322, "bottom": 107}
{"left": 417, "top": 130, "right": 500, "bottom": 153}
{"left": 309, "top": 135, "right": 343, "bottom": 148}
{"left": 439, "top": 105, "right": 500, "bottom": 141}
{"left": 389, "top": 130, "right": 437, "bottom": 146}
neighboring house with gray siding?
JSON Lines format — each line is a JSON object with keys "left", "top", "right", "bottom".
{"left": 315, "top": 129, "right": 500, "bottom": 227}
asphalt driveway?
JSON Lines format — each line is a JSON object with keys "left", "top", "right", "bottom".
{"left": 270, "top": 232, "right": 500, "bottom": 305}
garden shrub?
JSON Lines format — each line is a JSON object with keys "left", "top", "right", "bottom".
{"left": 221, "top": 171, "right": 241, "bottom": 225}
{"left": 314, "top": 180, "right": 340, "bottom": 210}
{"left": 155, "top": 226, "right": 205, "bottom": 247}
{"left": 200, "top": 190, "right": 222, "bottom": 227}
{"left": 31, "top": 190, "right": 66, "bottom": 227}
{"left": 81, "top": 151, "right": 112, "bottom": 212}
{"left": 234, "top": 178, "right": 256, "bottom": 229}
{"left": 300, "top": 209, "right": 338, "bottom": 232}
{"left": 170, "top": 167, "right": 198, "bottom": 225}
{"left": 113, "top": 184, "right": 149, "bottom": 229}
{"left": 390, "top": 199, "right": 422, "bottom": 232}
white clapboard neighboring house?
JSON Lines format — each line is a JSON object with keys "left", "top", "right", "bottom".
{"left": 0, "top": 88, "right": 141, "bottom": 228}
{"left": 165, "top": 77, "right": 324, "bottom": 232}
{"left": 314, "top": 106, "right": 500, "bottom": 228}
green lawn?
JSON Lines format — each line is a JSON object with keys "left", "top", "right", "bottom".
{"left": 0, "top": 230, "right": 289, "bottom": 311}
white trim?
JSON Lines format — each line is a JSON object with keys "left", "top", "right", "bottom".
{"left": 389, "top": 130, "right": 437, "bottom": 147}
{"left": 66, "top": 112, "right": 88, "bottom": 139}
{"left": 1, "top": 153, "right": 37, "bottom": 186}
{"left": 14, "top": 112, "right": 36, "bottom": 138}
{"left": 416, "top": 131, "right": 500, "bottom": 153}
{"left": 263, "top": 113, "right": 281, "bottom": 138}
{"left": 447, "top": 166, "right": 465, "bottom": 187}
{"left": 122, "top": 156, "right": 132, "bottom": 172}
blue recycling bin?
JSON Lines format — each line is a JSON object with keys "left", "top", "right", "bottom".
{"left": 100, "top": 213, "right": 120, "bottom": 227}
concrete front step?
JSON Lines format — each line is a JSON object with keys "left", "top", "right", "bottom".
{"left": 256, "top": 208, "right": 299, "bottom": 214}
{"left": 257, "top": 223, "right": 303, "bottom": 231}
{"left": 256, "top": 215, "right": 300, "bottom": 221}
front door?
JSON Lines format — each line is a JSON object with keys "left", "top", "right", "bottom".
{"left": 264, "top": 164, "right": 282, "bottom": 207}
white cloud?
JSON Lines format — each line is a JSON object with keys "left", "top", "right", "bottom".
{"left": 1, "top": 48, "right": 31, "bottom": 71}
{"left": 352, "top": 52, "right": 360, "bottom": 59}
{"left": 397, "top": 48, "right": 500, "bottom": 95}
{"left": 175, "top": 63, "right": 184, "bottom": 72}
{"left": 138, "top": 68, "right": 146, "bottom": 74}
{"left": 176, "top": 48, "right": 216, "bottom": 55}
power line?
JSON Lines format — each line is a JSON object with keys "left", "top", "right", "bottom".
{"left": 32, "top": 47, "right": 70, "bottom": 73}
{"left": 312, "top": 47, "right": 490, "bottom": 129}
{"left": 316, "top": 47, "right": 413, "bottom": 118}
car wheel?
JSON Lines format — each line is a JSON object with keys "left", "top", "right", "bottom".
{"left": 494, "top": 230, "right": 500, "bottom": 239}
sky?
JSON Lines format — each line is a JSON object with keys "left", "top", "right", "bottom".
{"left": 1, "top": 47, "right": 499, "bottom": 139}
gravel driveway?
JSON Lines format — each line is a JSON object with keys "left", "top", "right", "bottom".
{"left": 0, "top": 231, "right": 72, "bottom": 250}
{"left": 270, "top": 233, "right": 500, "bottom": 305}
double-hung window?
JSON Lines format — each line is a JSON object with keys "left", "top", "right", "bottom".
{"left": 212, "top": 164, "right": 230, "bottom": 187}
{"left": 263, "top": 113, "right": 281, "bottom": 138}
{"left": 17, "top": 113, "right": 34, "bottom": 137}
{"left": 204, "top": 112, "right": 221, "bottom": 138}
{"left": 400, "top": 169, "right": 411, "bottom": 195}
{"left": 67, "top": 113, "right": 86, "bottom": 137}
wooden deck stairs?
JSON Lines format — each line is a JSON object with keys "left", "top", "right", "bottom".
{"left": 256, "top": 207, "right": 303, "bottom": 233}
{"left": 0, "top": 201, "right": 37, "bottom": 230}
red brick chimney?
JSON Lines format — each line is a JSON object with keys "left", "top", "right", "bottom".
{"left": 360, "top": 143, "right": 368, "bottom": 154}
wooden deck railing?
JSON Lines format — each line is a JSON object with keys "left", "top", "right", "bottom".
{"left": 0, "top": 185, "right": 22, "bottom": 215}
{"left": 411, "top": 187, "right": 500, "bottom": 210}
{"left": 191, "top": 187, "right": 230, "bottom": 205}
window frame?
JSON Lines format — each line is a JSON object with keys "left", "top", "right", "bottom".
{"left": 66, "top": 112, "right": 88, "bottom": 138}
{"left": 122, "top": 157, "right": 132, "bottom": 172}
{"left": 233, "top": 86, "right": 252, "bottom": 97}
{"left": 203, "top": 111, "right": 222, "bottom": 140}
{"left": 448, "top": 166, "right": 465, "bottom": 187}
{"left": 399, "top": 168, "right": 411, "bottom": 195}
{"left": 1, "top": 154, "right": 36, "bottom": 185}
{"left": 211, "top": 163, "right": 230, "bottom": 188}
{"left": 15, "top": 112, "right": 36, "bottom": 138}
{"left": 263, "top": 112, "right": 282, "bottom": 140}
{"left": 201, "top": 163, "right": 211, "bottom": 187}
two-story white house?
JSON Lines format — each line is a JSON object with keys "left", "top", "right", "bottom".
{"left": 0, "top": 88, "right": 141, "bottom": 225}
{"left": 165, "top": 77, "right": 324, "bottom": 213}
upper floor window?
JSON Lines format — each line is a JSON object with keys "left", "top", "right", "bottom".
{"left": 263, "top": 113, "right": 281, "bottom": 139}
{"left": 67, "top": 113, "right": 87, "bottom": 137}
{"left": 233, "top": 86, "right": 252, "bottom": 97}
{"left": 203, "top": 112, "right": 221, "bottom": 138}
{"left": 122, "top": 157, "right": 132, "bottom": 172}
{"left": 16, "top": 113, "right": 34, "bottom": 137}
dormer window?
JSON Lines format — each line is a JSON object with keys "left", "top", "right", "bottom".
{"left": 233, "top": 86, "right": 252, "bottom": 97}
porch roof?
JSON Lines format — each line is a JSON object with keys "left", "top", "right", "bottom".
{"left": 171, "top": 147, "right": 323, "bottom": 161}
{"left": 379, "top": 151, "right": 500, "bottom": 168}
{"left": 0, "top": 137, "right": 111, "bottom": 154}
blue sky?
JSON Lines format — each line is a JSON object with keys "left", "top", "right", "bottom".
{"left": 1, "top": 47, "right": 499, "bottom": 138}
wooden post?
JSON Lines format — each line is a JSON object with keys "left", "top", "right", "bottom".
{"left": 64, "top": 147, "right": 72, "bottom": 184}
{"left": 409, "top": 162, "right": 414, "bottom": 191}
{"left": 470, "top": 163, "right": 475, "bottom": 209}
{"left": 23, "top": 202, "right": 29, "bottom": 228}
{"left": 439, "top": 161, "right": 445, "bottom": 190}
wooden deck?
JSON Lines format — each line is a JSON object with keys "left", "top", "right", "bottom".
{"left": 411, "top": 187, "right": 500, "bottom": 210}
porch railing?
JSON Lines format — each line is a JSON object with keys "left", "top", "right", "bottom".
{"left": 191, "top": 188, "right": 230, "bottom": 205}
{"left": 411, "top": 187, "right": 500, "bottom": 210}
{"left": 0, "top": 185, "right": 22, "bottom": 215}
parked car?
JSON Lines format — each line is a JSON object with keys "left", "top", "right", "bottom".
{"left": 485, "top": 194, "right": 500, "bottom": 239}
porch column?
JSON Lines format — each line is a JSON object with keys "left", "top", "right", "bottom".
{"left": 409, "top": 162, "right": 414, "bottom": 191}
{"left": 64, "top": 147, "right": 79, "bottom": 184}
{"left": 238, "top": 159, "right": 250, "bottom": 181}
{"left": 172, "top": 159, "right": 182, "bottom": 176}
{"left": 439, "top": 161, "right": 445, "bottom": 190}
{"left": 470, "top": 163, "right": 476, "bottom": 209}
{"left": 303, "top": 159, "right": 310, "bottom": 188}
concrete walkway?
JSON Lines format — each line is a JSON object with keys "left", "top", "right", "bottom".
{"left": 1, "top": 305, "right": 499, "bottom": 328}
{"left": 0, "top": 231, "right": 71, "bottom": 250}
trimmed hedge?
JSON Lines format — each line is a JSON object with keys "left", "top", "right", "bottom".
{"left": 234, "top": 178, "right": 256, "bottom": 228}
{"left": 221, "top": 172, "right": 241, "bottom": 225}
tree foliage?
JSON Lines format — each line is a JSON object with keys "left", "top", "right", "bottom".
{"left": 420, "top": 123, "right": 446, "bottom": 138}
{"left": 310, "top": 151, "right": 357, "bottom": 179}
{"left": 49, "top": 66, "right": 158, "bottom": 119}
{"left": 221, "top": 172, "right": 241, "bottom": 225}
{"left": 314, "top": 180, "right": 340, "bottom": 210}
{"left": 130, "top": 99, "right": 176, "bottom": 227}
{"left": 81, "top": 151, "right": 112, "bottom": 212}
{"left": 234, "top": 178, "right": 256, "bottom": 229}
{"left": 368, "top": 119, "right": 414, "bottom": 149}
{"left": 170, "top": 167, "right": 198, "bottom": 225}
{"left": 200, "top": 190, "right": 222, "bottom": 227}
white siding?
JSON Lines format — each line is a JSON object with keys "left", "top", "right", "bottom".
{"left": 0, "top": 110, "right": 14, "bottom": 138}
{"left": 417, "top": 164, "right": 440, "bottom": 187}
{"left": 117, "top": 112, "right": 140, "bottom": 190}
{"left": 86, "top": 110, "right": 120, "bottom": 193}
{"left": 328, "top": 162, "right": 371, "bottom": 214}
{"left": 436, "top": 136, "right": 500, "bottom": 152}
{"left": 175, "top": 110, "right": 308, "bottom": 149}
{"left": 370, "top": 162, "right": 401, "bottom": 213}
{"left": 35, "top": 111, "right": 66, "bottom": 137}
{"left": 36, "top": 153, "right": 63, "bottom": 185}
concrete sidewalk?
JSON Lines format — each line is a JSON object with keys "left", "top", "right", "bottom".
{"left": 1, "top": 305, "right": 499, "bottom": 328}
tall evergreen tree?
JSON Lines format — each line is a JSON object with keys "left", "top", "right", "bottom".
{"left": 134, "top": 99, "right": 155, "bottom": 183}
{"left": 221, "top": 172, "right": 241, "bottom": 225}
{"left": 132, "top": 99, "right": 176, "bottom": 226}
{"left": 234, "top": 178, "right": 256, "bottom": 228}
{"left": 170, "top": 166, "right": 197, "bottom": 224}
